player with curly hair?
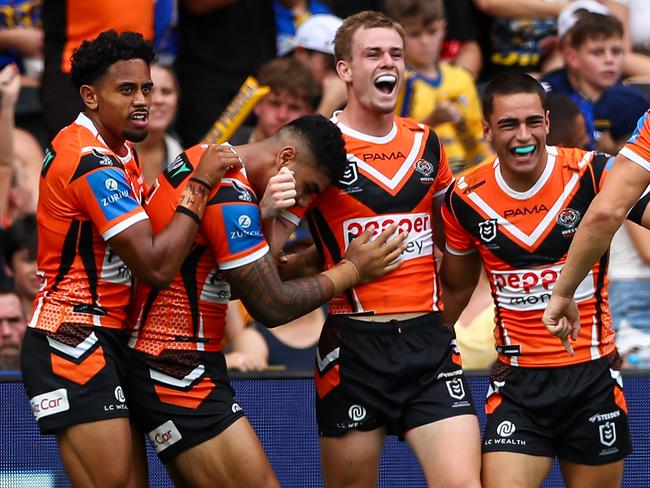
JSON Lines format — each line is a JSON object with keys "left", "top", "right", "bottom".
{"left": 20, "top": 30, "right": 239, "bottom": 487}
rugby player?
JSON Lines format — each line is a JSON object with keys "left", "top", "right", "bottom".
{"left": 441, "top": 72, "right": 638, "bottom": 487}
{"left": 126, "top": 114, "right": 407, "bottom": 487}
{"left": 273, "top": 11, "right": 482, "bottom": 488}
{"left": 20, "top": 31, "right": 238, "bottom": 487}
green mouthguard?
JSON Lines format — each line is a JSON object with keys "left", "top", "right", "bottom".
{"left": 513, "top": 145, "right": 535, "bottom": 154}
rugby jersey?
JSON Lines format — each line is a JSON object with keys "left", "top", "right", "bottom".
{"left": 284, "top": 114, "right": 453, "bottom": 315}
{"left": 129, "top": 144, "right": 268, "bottom": 356}
{"left": 443, "top": 146, "right": 623, "bottom": 367}
{"left": 29, "top": 112, "right": 147, "bottom": 332}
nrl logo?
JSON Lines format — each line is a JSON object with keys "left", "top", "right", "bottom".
{"left": 478, "top": 219, "right": 498, "bottom": 243}
{"left": 338, "top": 159, "right": 358, "bottom": 186}
{"left": 445, "top": 378, "right": 466, "bottom": 400}
{"left": 599, "top": 421, "right": 617, "bottom": 447}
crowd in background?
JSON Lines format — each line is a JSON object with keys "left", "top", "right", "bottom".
{"left": 2, "top": 0, "right": 650, "bottom": 372}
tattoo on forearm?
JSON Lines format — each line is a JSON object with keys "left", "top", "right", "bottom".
{"left": 226, "top": 254, "right": 332, "bottom": 326}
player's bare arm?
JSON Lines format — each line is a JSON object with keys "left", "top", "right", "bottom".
{"left": 225, "top": 227, "right": 407, "bottom": 327}
{"left": 108, "top": 145, "right": 241, "bottom": 288}
{"left": 439, "top": 249, "right": 482, "bottom": 327}
{"left": 544, "top": 154, "right": 650, "bottom": 344}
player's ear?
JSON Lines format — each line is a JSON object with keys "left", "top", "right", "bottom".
{"left": 336, "top": 60, "right": 352, "bottom": 83}
{"left": 276, "top": 146, "right": 296, "bottom": 168}
{"left": 483, "top": 119, "right": 493, "bottom": 142}
{"left": 80, "top": 85, "right": 98, "bottom": 110}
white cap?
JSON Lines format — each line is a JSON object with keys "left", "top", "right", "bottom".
{"left": 557, "top": 0, "right": 610, "bottom": 37}
{"left": 295, "top": 14, "right": 343, "bottom": 55}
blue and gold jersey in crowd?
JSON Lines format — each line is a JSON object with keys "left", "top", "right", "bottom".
{"left": 396, "top": 63, "right": 492, "bottom": 174}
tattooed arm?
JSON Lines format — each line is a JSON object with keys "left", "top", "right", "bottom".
{"left": 224, "top": 226, "right": 406, "bottom": 327}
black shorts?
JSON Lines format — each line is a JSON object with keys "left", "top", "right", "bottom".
{"left": 482, "top": 355, "right": 632, "bottom": 465}
{"left": 21, "top": 325, "right": 132, "bottom": 435}
{"left": 126, "top": 347, "right": 244, "bottom": 464}
{"left": 315, "top": 312, "right": 476, "bottom": 438}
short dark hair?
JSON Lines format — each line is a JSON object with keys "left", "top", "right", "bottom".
{"left": 334, "top": 10, "right": 405, "bottom": 62}
{"left": 385, "top": 0, "right": 444, "bottom": 24}
{"left": 4, "top": 213, "right": 37, "bottom": 270}
{"left": 547, "top": 94, "right": 582, "bottom": 146}
{"left": 70, "top": 30, "right": 156, "bottom": 89}
{"left": 257, "top": 57, "right": 321, "bottom": 110}
{"left": 482, "top": 72, "right": 548, "bottom": 119}
{"left": 569, "top": 13, "right": 623, "bottom": 49}
{"left": 278, "top": 115, "right": 348, "bottom": 182}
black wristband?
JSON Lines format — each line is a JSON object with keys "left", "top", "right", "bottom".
{"left": 189, "top": 177, "right": 212, "bottom": 191}
{"left": 176, "top": 205, "right": 200, "bottom": 224}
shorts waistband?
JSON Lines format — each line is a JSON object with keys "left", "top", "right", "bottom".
{"left": 329, "top": 312, "right": 442, "bottom": 333}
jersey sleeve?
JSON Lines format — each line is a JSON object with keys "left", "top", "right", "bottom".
{"left": 202, "top": 185, "right": 269, "bottom": 270}
{"left": 441, "top": 186, "right": 476, "bottom": 255}
{"left": 68, "top": 150, "right": 147, "bottom": 240}
{"left": 620, "top": 111, "right": 650, "bottom": 173}
{"left": 434, "top": 140, "right": 454, "bottom": 197}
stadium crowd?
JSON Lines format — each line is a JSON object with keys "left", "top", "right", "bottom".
{"left": 1, "top": 0, "right": 650, "bottom": 487}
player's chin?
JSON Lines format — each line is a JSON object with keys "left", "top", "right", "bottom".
{"left": 123, "top": 129, "right": 148, "bottom": 143}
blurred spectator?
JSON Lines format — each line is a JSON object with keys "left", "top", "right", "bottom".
{"left": 0, "top": 63, "right": 18, "bottom": 226}
{"left": 0, "top": 285, "right": 25, "bottom": 371}
{"left": 541, "top": 8, "right": 648, "bottom": 149}
{"left": 40, "top": 0, "right": 154, "bottom": 138}
{"left": 441, "top": 0, "right": 482, "bottom": 79}
{"left": 595, "top": 88, "right": 649, "bottom": 154}
{"left": 154, "top": 0, "right": 178, "bottom": 65}
{"left": 387, "top": 0, "right": 492, "bottom": 173}
{"left": 275, "top": 0, "right": 331, "bottom": 57}
{"left": 230, "top": 57, "right": 319, "bottom": 144}
{"left": 0, "top": 0, "right": 43, "bottom": 84}
{"left": 133, "top": 63, "right": 182, "bottom": 186}
{"left": 472, "top": 0, "right": 568, "bottom": 80}
{"left": 600, "top": 0, "right": 650, "bottom": 79}
{"left": 175, "top": 0, "right": 276, "bottom": 146}
{"left": 546, "top": 93, "right": 590, "bottom": 149}
{"left": 3, "top": 213, "right": 37, "bottom": 317}
{"left": 292, "top": 13, "right": 345, "bottom": 117}
{"left": 324, "top": 0, "right": 384, "bottom": 19}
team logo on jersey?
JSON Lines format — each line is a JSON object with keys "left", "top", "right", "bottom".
{"left": 478, "top": 219, "right": 498, "bottom": 243}
{"left": 231, "top": 179, "right": 253, "bottom": 202}
{"left": 599, "top": 421, "right": 617, "bottom": 447}
{"left": 91, "top": 148, "right": 116, "bottom": 166}
{"left": 414, "top": 158, "right": 434, "bottom": 177}
{"left": 338, "top": 159, "right": 359, "bottom": 186}
{"left": 445, "top": 378, "right": 466, "bottom": 400}
{"left": 557, "top": 208, "right": 581, "bottom": 234}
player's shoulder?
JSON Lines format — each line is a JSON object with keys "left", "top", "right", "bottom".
{"left": 452, "top": 159, "right": 494, "bottom": 197}
{"left": 552, "top": 145, "right": 601, "bottom": 172}
{"left": 209, "top": 167, "right": 257, "bottom": 205}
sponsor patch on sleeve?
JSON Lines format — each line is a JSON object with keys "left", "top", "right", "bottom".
{"left": 222, "top": 203, "right": 264, "bottom": 255}
{"left": 86, "top": 168, "right": 139, "bottom": 222}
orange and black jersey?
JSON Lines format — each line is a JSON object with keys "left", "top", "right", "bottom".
{"left": 129, "top": 144, "right": 268, "bottom": 356}
{"left": 30, "top": 113, "right": 147, "bottom": 333}
{"left": 620, "top": 110, "right": 650, "bottom": 174}
{"left": 443, "top": 146, "right": 649, "bottom": 367}
{"left": 285, "top": 114, "right": 453, "bottom": 315}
